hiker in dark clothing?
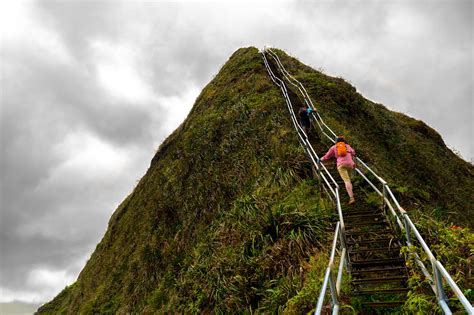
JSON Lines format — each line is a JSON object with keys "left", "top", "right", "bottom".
{"left": 298, "top": 104, "right": 313, "bottom": 135}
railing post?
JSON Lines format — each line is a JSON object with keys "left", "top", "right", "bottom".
{"left": 314, "top": 268, "right": 331, "bottom": 315}
{"left": 404, "top": 215, "right": 412, "bottom": 246}
{"left": 317, "top": 161, "right": 322, "bottom": 198}
{"left": 336, "top": 247, "right": 346, "bottom": 295}
{"left": 328, "top": 270, "right": 339, "bottom": 313}
{"left": 432, "top": 261, "right": 449, "bottom": 312}
{"left": 335, "top": 189, "right": 350, "bottom": 273}
{"left": 382, "top": 183, "right": 387, "bottom": 213}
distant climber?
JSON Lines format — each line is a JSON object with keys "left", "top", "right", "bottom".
{"left": 298, "top": 104, "right": 314, "bottom": 136}
{"left": 321, "top": 135, "right": 356, "bottom": 205}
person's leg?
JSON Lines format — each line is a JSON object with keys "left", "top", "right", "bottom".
{"left": 302, "top": 119, "right": 310, "bottom": 136}
{"left": 345, "top": 181, "right": 354, "bottom": 200}
{"left": 300, "top": 121, "right": 306, "bottom": 135}
{"left": 337, "top": 166, "right": 355, "bottom": 203}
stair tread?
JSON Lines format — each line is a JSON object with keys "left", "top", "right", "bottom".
{"left": 344, "top": 213, "right": 385, "bottom": 219}
{"left": 352, "top": 275, "right": 408, "bottom": 284}
{"left": 347, "top": 237, "right": 397, "bottom": 244}
{"left": 349, "top": 247, "right": 401, "bottom": 254}
{"left": 346, "top": 221, "right": 388, "bottom": 227}
{"left": 355, "top": 288, "right": 409, "bottom": 295}
{"left": 352, "top": 266, "right": 407, "bottom": 274}
{"left": 346, "top": 230, "right": 393, "bottom": 236}
{"left": 351, "top": 258, "right": 405, "bottom": 268}
{"left": 344, "top": 209, "right": 381, "bottom": 214}
{"left": 361, "top": 301, "right": 405, "bottom": 307}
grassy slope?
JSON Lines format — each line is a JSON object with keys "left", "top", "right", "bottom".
{"left": 37, "top": 48, "right": 335, "bottom": 314}
{"left": 37, "top": 47, "right": 473, "bottom": 314}
{"left": 271, "top": 49, "right": 473, "bottom": 226}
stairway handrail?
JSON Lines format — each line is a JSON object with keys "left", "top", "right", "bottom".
{"left": 314, "top": 221, "right": 346, "bottom": 315}
{"left": 261, "top": 49, "right": 348, "bottom": 314}
{"left": 261, "top": 50, "right": 345, "bottom": 224}
{"left": 265, "top": 49, "right": 338, "bottom": 143}
{"left": 263, "top": 47, "right": 473, "bottom": 314}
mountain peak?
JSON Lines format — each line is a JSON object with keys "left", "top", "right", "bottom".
{"left": 38, "top": 47, "right": 473, "bottom": 314}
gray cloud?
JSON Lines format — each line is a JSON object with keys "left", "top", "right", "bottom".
{"left": 1, "top": 0, "right": 472, "bottom": 305}
{"left": 288, "top": 0, "right": 472, "bottom": 158}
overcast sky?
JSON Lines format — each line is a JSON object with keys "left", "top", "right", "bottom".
{"left": 1, "top": 0, "right": 472, "bottom": 306}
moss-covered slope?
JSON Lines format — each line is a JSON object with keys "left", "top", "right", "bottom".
{"left": 37, "top": 47, "right": 334, "bottom": 314}
{"left": 38, "top": 47, "right": 473, "bottom": 314}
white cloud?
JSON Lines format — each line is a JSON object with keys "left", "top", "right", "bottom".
{"left": 0, "top": 269, "right": 72, "bottom": 304}
{"left": 158, "top": 85, "right": 201, "bottom": 134}
{"left": 0, "top": 286, "right": 44, "bottom": 304}
{"left": 90, "top": 40, "right": 156, "bottom": 103}
{"left": 0, "top": 1, "right": 72, "bottom": 65}
{"left": 27, "top": 268, "right": 74, "bottom": 293}
{"left": 0, "top": 1, "right": 31, "bottom": 42}
{"left": 12, "top": 131, "right": 131, "bottom": 240}
{"left": 385, "top": 6, "right": 427, "bottom": 38}
{"left": 53, "top": 131, "right": 130, "bottom": 179}
{"left": 0, "top": 263, "right": 83, "bottom": 304}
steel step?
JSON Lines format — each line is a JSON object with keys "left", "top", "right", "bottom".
{"left": 352, "top": 266, "right": 407, "bottom": 276}
{"left": 352, "top": 275, "right": 408, "bottom": 285}
{"left": 346, "top": 221, "right": 388, "bottom": 228}
{"left": 355, "top": 288, "right": 409, "bottom": 295}
{"left": 349, "top": 246, "right": 401, "bottom": 254}
{"left": 344, "top": 213, "right": 385, "bottom": 220}
{"left": 345, "top": 230, "right": 393, "bottom": 237}
{"left": 344, "top": 212, "right": 385, "bottom": 218}
{"left": 343, "top": 207, "right": 380, "bottom": 213}
{"left": 361, "top": 301, "right": 405, "bottom": 308}
{"left": 344, "top": 215, "right": 387, "bottom": 222}
{"left": 351, "top": 258, "right": 405, "bottom": 268}
{"left": 345, "top": 220, "right": 387, "bottom": 226}
{"left": 350, "top": 254, "right": 401, "bottom": 262}
{"left": 347, "top": 237, "right": 396, "bottom": 245}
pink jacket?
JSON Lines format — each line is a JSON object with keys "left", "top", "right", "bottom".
{"left": 321, "top": 143, "right": 356, "bottom": 168}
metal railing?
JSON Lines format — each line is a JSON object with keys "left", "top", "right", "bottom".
{"left": 262, "top": 47, "right": 473, "bottom": 315}
{"left": 261, "top": 50, "right": 345, "bottom": 222}
{"left": 264, "top": 49, "right": 337, "bottom": 144}
{"left": 314, "top": 222, "right": 347, "bottom": 314}
{"left": 261, "top": 49, "right": 348, "bottom": 314}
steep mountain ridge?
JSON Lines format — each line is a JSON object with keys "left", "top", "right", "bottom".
{"left": 38, "top": 47, "right": 333, "bottom": 314}
{"left": 37, "top": 47, "right": 473, "bottom": 314}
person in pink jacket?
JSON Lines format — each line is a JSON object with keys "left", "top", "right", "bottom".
{"left": 321, "top": 135, "right": 356, "bottom": 205}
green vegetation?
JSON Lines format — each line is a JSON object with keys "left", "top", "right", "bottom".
{"left": 270, "top": 49, "right": 473, "bottom": 314}
{"left": 402, "top": 214, "right": 473, "bottom": 314}
{"left": 271, "top": 48, "right": 473, "bottom": 227}
{"left": 38, "top": 47, "right": 473, "bottom": 314}
{"left": 38, "top": 48, "right": 334, "bottom": 314}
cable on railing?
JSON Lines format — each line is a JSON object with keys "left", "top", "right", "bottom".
{"left": 263, "top": 47, "right": 473, "bottom": 315}
{"left": 262, "top": 49, "right": 347, "bottom": 227}
{"left": 261, "top": 48, "right": 349, "bottom": 314}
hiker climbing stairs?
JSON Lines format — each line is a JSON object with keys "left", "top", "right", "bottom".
{"left": 261, "top": 48, "right": 473, "bottom": 314}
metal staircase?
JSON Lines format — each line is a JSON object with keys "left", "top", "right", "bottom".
{"left": 260, "top": 47, "right": 473, "bottom": 315}
{"left": 328, "top": 165, "right": 410, "bottom": 312}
